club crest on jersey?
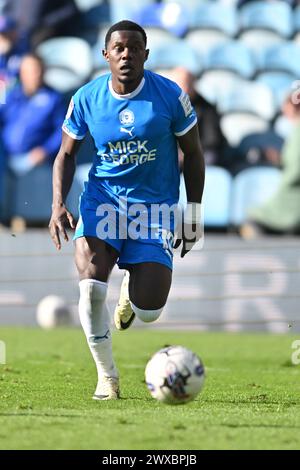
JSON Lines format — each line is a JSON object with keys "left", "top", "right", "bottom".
{"left": 119, "top": 109, "right": 135, "bottom": 125}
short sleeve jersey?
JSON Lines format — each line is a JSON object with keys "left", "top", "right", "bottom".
{"left": 63, "top": 69, "right": 197, "bottom": 205}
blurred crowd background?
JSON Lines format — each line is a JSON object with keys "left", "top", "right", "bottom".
{"left": 0, "top": 0, "right": 300, "bottom": 238}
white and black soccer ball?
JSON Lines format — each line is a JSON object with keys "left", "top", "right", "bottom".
{"left": 36, "top": 295, "right": 72, "bottom": 329}
{"left": 145, "top": 345, "right": 205, "bottom": 405}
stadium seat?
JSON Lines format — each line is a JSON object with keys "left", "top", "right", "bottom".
{"left": 260, "top": 43, "right": 300, "bottom": 77}
{"left": 132, "top": 2, "right": 188, "bottom": 37}
{"left": 74, "top": 0, "right": 105, "bottom": 10}
{"left": 273, "top": 114, "right": 294, "bottom": 140}
{"left": 92, "top": 41, "right": 111, "bottom": 71}
{"left": 238, "top": 30, "right": 284, "bottom": 69}
{"left": 202, "top": 166, "right": 233, "bottom": 228}
{"left": 144, "top": 27, "right": 177, "bottom": 49}
{"left": 187, "top": 3, "right": 238, "bottom": 36}
{"left": 37, "top": 37, "right": 93, "bottom": 94}
{"left": 186, "top": 29, "right": 229, "bottom": 58}
{"left": 237, "top": 131, "right": 284, "bottom": 167}
{"left": 178, "top": 167, "right": 232, "bottom": 228}
{"left": 239, "top": 1, "right": 293, "bottom": 38}
{"left": 294, "top": 5, "right": 300, "bottom": 33}
{"left": 109, "top": 0, "right": 156, "bottom": 23}
{"left": 217, "top": 81, "right": 276, "bottom": 120}
{"left": 162, "top": 0, "right": 206, "bottom": 10}
{"left": 230, "top": 166, "right": 282, "bottom": 225}
{"left": 195, "top": 71, "right": 246, "bottom": 106}
{"left": 256, "top": 71, "right": 294, "bottom": 111}
{"left": 4, "top": 166, "right": 53, "bottom": 223}
{"left": 294, "top": 32, "right": 300, "bottom": 45}
{"left": 203, "top": 42, "right": 255, "bottom": 78}
{"left": 220, "top": 113, "right": 270, "bottom": 147}
{"left": 146, "top": 40, "right": 202, "bottom": 75}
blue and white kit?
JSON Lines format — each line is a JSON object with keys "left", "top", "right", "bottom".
{"left": 62, "top": 69, "right": 197, "bottom": 270}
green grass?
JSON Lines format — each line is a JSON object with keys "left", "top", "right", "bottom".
{"left": 0, "top": 327, "right": 299, "bottom": 450}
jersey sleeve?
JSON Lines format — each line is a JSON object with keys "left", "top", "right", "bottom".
{"left": 62, "top": 91, "right": 88, "bottom": 140}
{"left": 172, "top": 90, "right": 198, "bottom": 137}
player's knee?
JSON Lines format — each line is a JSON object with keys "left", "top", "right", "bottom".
{"left": 130, "top": 302, "right": 164, "bottom": 323}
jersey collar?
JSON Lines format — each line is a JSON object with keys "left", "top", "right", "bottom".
{"left": 108, "top": 77, "right": 145, "bottom": 100}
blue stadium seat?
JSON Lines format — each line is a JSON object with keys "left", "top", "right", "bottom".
{"left": 178, "top": 167, "right": 233, "bottom": 228}
{"left": 256, "top": 71, "right": 294, "bottom": 111}
{"left": 4, "top": 166, "right": 53, "bottom": 222}
{"left": 37, "top": 37, "right": 93, "bottom": 94}
{"left": 203, "top": 166, "right": 233, "bottom": 227}
{"left": 238, "top": 30, "right": 284, "bottom": 69}
{"left": 217, "top": 81, "right": 276, "bottom": 120}
{"left": 132, "top": 2, "right": 188, "bottom": 37}
{"left": 295, "top": 5, "right": 300, "bottom": 32}
{"left": 186, "top": 29, "right": 229, "bottom": 58}
{"left": 187, "top": 3, "right": 238, "bottom": 36}
{"left": 237, "top": 131, "right": 284, "bottom": 165}
{"left": 260, "top": 42, "right": 300, "bottom": 76}
{"left": 92, "top": 43, "right": 111, "bottom": 71}
{"left": 239, "top": 1, "right": 293, "bottom": 38}
{"left": 273, "top": 114, "right": 294, "bottom": 140}
{"left": 195, "top": 71, "right": 246, "bottom": 106}
{"left": 220, "top": 113, "right": 269, "bottom": 147}
{"left": 146, "top": 40, "right": 202, "bottom": 75}
{"left": 75, "top": 0, "right": 105, "bottom": 10}
{"left": 204, "top": 42, "right": 255, "bottom": 78}
{"left": 109, "top": 0, "right": 156, "bottom": 24}
{"left": 76, "top": 0, "right": 110, "bottom": 28}
{"left": 230, "top": 166, "right": 282, "bottom": 225}
{"left": 145, "top": 27, "right": 177, "bottom": 49}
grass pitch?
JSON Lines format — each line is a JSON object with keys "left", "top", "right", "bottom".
{"left": 0, "top": 327, "right": 299, "bottom": 450}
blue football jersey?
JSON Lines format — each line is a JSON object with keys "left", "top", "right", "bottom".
{"left": 63, "top": 69, "right": 197, "bottom": 205}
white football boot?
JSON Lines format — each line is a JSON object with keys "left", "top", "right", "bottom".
{"left": 114, "top": 271, "right": 135, "bottom": 331}
{"left": 93, "top": 377, "right": 120, "bottom": 400}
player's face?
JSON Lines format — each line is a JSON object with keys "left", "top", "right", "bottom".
{"left": 103, "top": 31, "right": 149, "bottom": 89}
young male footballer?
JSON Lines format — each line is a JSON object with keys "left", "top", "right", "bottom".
{"left": 49, "top": 21, "right": 205, "bottom": 400}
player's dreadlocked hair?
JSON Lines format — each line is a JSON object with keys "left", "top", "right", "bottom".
{"left": 105, "top": 20, "right": 147, "bottom": 48}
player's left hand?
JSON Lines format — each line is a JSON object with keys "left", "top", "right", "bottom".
{"left": 49, "top": 205, "right": 76, "bottom": 250}
{"left": 174, "top": 222, "right": 203, "bottom": 258}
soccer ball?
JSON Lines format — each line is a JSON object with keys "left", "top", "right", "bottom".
{"left": 145, "top": 345, "right": 205, "bottom": 404}
{"left": 36, "top": 295, "right": 72, "bottom": 329}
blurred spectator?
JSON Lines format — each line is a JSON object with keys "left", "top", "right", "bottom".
{"left": 233, "top": 130, "right": 284, "bottom": 175}
{"left": 0, "top": 53, "right": 66, "bottom": 176}
{"left": 168, "top": 67, "right": 228, "bottom": 168}
{"left": 234, "top": 94, "right": 300, "bottom": 175}
{"left": 0, "top": 15, "right": 28, "bottom": 90}
{"left": 240, "top": 93, "right": 300, "bottom": 238}
{"left": 4, "top": 0, "right": 80, "bottom": 48}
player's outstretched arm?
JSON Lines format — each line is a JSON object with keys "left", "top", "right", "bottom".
{"left": 175, "top": 125, "right": 205, "bottom": 257}
{"left": 49, "top": 132, "right": 82, "bottom": 250}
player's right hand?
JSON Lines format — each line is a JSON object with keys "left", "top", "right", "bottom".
{"left": 48, "top": 205, "right": 76, "bottom": 250}
{"left": 174, "top": 222, "right": 203, "bottom": 258}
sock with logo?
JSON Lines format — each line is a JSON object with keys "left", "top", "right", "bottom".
{"left": 79, "top": 279, "right": 118, "bottom": 380}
